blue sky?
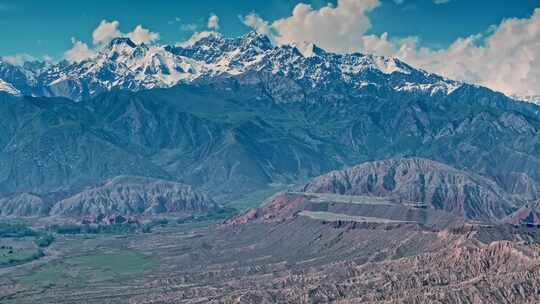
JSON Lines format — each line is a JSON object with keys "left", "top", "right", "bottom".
{"left": 0, "top": 0, "right": 538, "bottom": 59}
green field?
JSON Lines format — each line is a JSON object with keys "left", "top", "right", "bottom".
{"left": 20, "top": 250, "right": 159, "bottom": 287}
{"left": 0, "top": 247, "right": 42, "bottom": 267}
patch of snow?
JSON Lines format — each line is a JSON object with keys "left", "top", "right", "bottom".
{"left": 294, "top": 42, "right": 317, "bottom": 58}
{"left": 394, "top": 80, "right": 462, "bottom": 95}
{"left": 0, "top": 79, "right": 21, "bottom": 96}
{"left": 511, "top": 94, "right": 540, "bottom": 105}
{"left": 176, "top": 31, "right": 222, "bottom": 48}
{"left": 372, "top": 56, "right": 411, "bottom": 75}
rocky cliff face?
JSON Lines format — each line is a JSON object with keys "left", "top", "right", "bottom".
{"left": 505, "top": 201, "right": 540, "bottom": 226}
{"left": 0, "top": 193, "right": 49, "bottom": 217}
{"left": 50, "top": 175, "right": 218, "bottom": 218}
{"left": 301, "top": 158, "right": 522, "bottom": 220}
{"left": 1, "top": 82, "right": 540, "bottom": 202}
{"left": 495, "top": 172, "right": 540, "bottom": 201}
{"left": 228, "top": 158, "right": 539, "bottom": 227}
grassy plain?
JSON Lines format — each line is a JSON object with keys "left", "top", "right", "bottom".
{"left": 20, "top": 250, "right": 158, "bottom": 287}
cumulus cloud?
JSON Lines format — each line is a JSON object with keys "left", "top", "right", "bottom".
{"left": 91, "top": 20, "right": 159, "bottom": 45}
{"left": 242, "top": 13, "right": 274, "bottom": 37}
{"left": 64, "top": 38, "right": 96, "bottom": 63}
{"left": 272, "top": 0, "right": 380, "bottom": 53}
{"left": 242, "top": 1, "right": 540, "bottom": 97}
{"left": 176, "top": 14, "right": 222, "bottom": 48}
{"left": 241, "top": 0, "right": 382, "bottom": 53}
{"left": 207, "top": 13, "right": 220, "bottom": 30}
{"left": 369, "top": 8, "right": 540, "bottom": 97}
{"left": 127, "top": 25, "right": 160, "bottom": 44}
{"left": 64, "top": 20, "right": 160, "bottom": 62}
{"left": 92, "top": 20, "right": 122, "bottom": 45}
{"left": 1, "top": 53, "right": 36, "bottom": 65}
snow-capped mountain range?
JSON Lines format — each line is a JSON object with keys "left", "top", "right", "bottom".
{"left": 0, "top": 32, "right": 463, "bottom": 102}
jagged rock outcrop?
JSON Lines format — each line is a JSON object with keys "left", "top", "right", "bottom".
{"left": 0, "top": 193, "right": 49, "bottom": 217}
{"left": 495, "top": 172, "right": 540, "bottom": 201}
{"left": 301, "top": 158, "right": 522, "bottom": 220}
{"left": 49, "top": 175, "right": 218, "bottom": 218}
{"left": 223, "top": 192, "right": 309, "bottom": 226}
{"left": 505, "top": 201, "right": 540, "bottom": 226}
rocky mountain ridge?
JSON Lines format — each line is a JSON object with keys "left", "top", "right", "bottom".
{"left": 0, "top": 32, "right": 539, "bottom": 210}
{"left": 1, "top": 32, "right": 462, "bottom": 101}
{"left": 1, "top": 77, "right": 540, "bottom": 203}
{"left": 504, "top": 201, "right": 540, "bottom": 226}
{"left": 0, "top": 175, "right": 217, "bottom": 219}
{"left": 227, "top": 158, "right": 540, "bottom": 224}
{"left": 301, "top": 158, "right": 522, "bottom": 220}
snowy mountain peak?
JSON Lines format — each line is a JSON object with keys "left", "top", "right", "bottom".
{"left": 294, "top": 41, "right": 326, "bottom": 58}
{"left": 101, "top": 37, "right": 145, "bottom": 59}
{"left": 238, "top": 31, "right": 273, "bottom": 50}
{"left": 108, "top": 37, "right": 138, "bottom": 48}
{"left": 0, "top": 32, "right": 465, "bottom": 101}
{"left": 179, "top": 31, "right": 223, "bottom": 49}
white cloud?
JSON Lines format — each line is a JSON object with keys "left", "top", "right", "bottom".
{"left": 1, "top": 53, "right": 35, "bottom": 66}
{"left": 64, "top": 38, "right": 96, "bottom": 63}
{"left": 371, "top": 8, "right": 540, "bottom": 97}
{"left": 91, "top": 20, "right": 159, "bottom": 45}
{"left": 242, "top": 13, "right": 274, "bottom": 37}
{"left": 92, "top": 20, "right": 122, "bottom": 45}
{"left": 242, "top": 2, "right": 540, "bottom": 97}
{"left": 272, "top": 0, "right": 380, "bottom": 54}
{"left": 127, "top": 25, "right": 160, "bottom": 44}
{"left": 207, "top": 13, "right": 220, "bottom": 30}
{"left": 242, "top": 0, "right": 381, "bottom": 53}
{"left": 433, "top": 0, "right": 451, "bottom": 4}
{"left": 64, "top": 20, "right": 160, "bottom": 62}
{"left": 241, "top": 0, "right": 383, "bottom": 54}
